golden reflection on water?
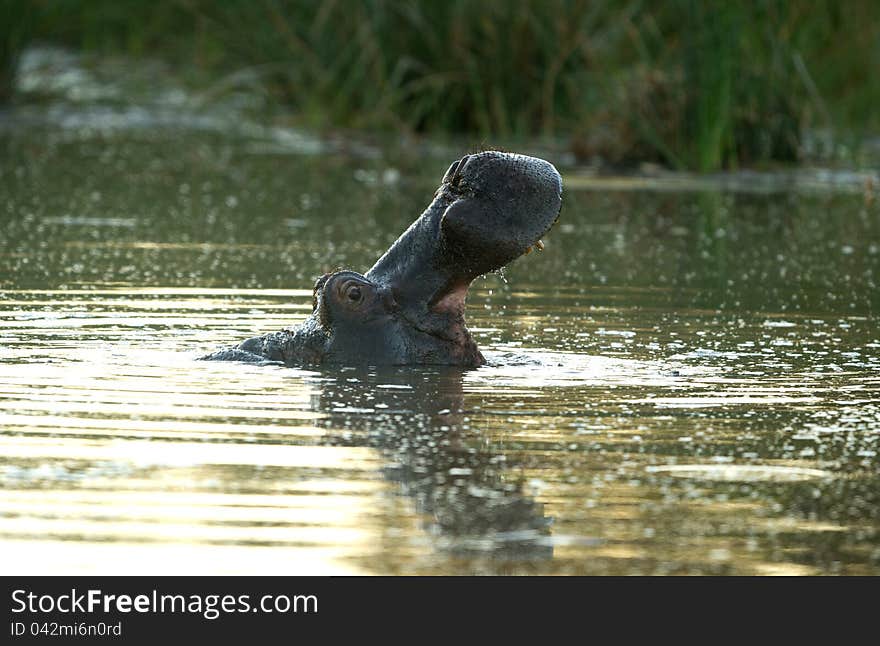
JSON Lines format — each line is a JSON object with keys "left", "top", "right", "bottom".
{"left": 1, "top": 286, "right": 878, "bottom": 575}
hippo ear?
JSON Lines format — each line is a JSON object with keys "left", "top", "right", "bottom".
{"left": 440, "top": 198, "right": 522, "bottom": 274}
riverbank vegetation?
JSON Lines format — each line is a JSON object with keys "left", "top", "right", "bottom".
{"left": 4, "top": 0, "right": 878, "bottom": 171}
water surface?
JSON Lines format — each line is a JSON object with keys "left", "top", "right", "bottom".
{"left": 1, "top": 49, "right": 878, "bottom": 575}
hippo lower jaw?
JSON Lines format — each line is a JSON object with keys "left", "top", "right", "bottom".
{"left": 202, "top": 151, "right": 562, "bottom": 367}
{"left": 400, "top": 291, "right": 483, "bottom": 366}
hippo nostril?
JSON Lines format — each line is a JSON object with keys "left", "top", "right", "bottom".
{"left": 453, "top": 155, "right": 471, "bottom": 182}
{"left": 442, "top": 160, "right": 460, "bottom": 184}
{"left": 443, "top": 155, "right": 473, "bottom": 186}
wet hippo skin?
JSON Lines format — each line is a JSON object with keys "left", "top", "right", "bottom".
{"left": 203, "top": 151, "right": 563, "bottom": 368}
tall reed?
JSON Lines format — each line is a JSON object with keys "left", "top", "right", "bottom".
{"left": 7, "top": 0, "right": 878, "bottom": 170}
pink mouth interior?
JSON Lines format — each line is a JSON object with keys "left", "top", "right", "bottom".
{"left": 430, "top": 282, "right": 470, "bottom": 319}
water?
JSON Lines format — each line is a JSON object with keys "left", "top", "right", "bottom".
{"left": 1, "top": 49, "right": 879, "bottom": 575}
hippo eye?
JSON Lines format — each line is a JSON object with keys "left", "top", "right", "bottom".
{"left": 345, "top": 285, "right": 362, "bottom": 303}
{"left": 331, "top": 274, "right": 372, "bottom": 310}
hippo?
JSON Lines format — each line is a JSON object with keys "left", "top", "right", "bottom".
{"left": 202, "top": 150, "right": 562, "bottom": 368}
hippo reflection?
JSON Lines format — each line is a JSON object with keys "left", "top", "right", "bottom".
{"left": 204, "top": 151, "right": 562, "bottom": 367}
{"left": 315, "top": 368, "right": 554, "bottom": 565}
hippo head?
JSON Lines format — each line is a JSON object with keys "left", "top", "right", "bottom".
{"left": 205, "top": 151, "right": 562, "bottom": 368}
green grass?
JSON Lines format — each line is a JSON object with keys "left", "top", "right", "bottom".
{"left": 4, "top": 0, "right": 879, "bottom": 171}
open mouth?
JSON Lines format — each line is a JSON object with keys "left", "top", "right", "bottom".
{"left": 429, "top": 280, "right": 470, "bottom": 318}
{"left": 417, "top": 212, "right": 556, "bottom": 343}
{"left": 312, "top": 151, "right": 562, "bottom": 357}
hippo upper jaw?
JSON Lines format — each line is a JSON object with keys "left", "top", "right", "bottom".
{"left": 366, "top": 151, "right": 562, "bottom": 297}
{"left": 364, "top": 150, "right": 562, "bottom": 363}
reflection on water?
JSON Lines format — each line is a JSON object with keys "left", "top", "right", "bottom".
{"left": 1, "top": 48, "right": 878, "bottom": 575}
